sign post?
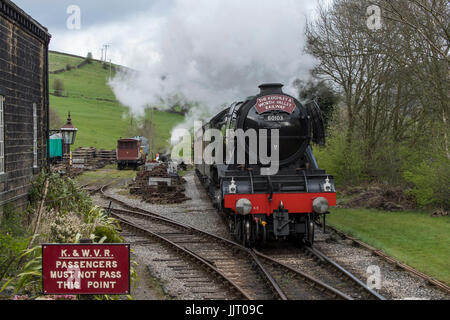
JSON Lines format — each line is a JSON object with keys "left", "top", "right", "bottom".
{"left": 42, "top": 244, "right": 130, "bottom": 296}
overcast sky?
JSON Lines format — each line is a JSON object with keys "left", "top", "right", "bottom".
{"left": 12, "top": 0, "right": 321, "bottom": 126}
{"left": 13, "top": 0, "right": 318, "bottom": 65}
{"left": 13, "top": 0, "right": 170, "bottom": 31}
{"left": 12, "top": 0, "right": 173, "bottom": 62}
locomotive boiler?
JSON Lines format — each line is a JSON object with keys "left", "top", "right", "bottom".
{"left": 195, "top": 83, "right": 336, "bottom": 247}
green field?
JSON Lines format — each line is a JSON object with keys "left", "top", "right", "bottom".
{"left": 328, "top": 208, "right": 450, "bottom": 285}
{"left": 49, "top": 51, "right": 87, "bottom": 72}
{"left": 49, "top": 52, "right": 184, "bottom": 151}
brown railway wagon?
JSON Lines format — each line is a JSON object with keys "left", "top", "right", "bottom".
{"left": 0, "top": 0, "right": 51, "bottom": 218}
{"left": 117, "top": 138, "right": 146, "bottom": 170}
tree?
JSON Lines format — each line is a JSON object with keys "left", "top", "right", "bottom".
{"left": 293, "top": 79, "right": 339, "bottom": 130}
{"left": 49, "top": 108, "right": 63, "bottom": 130}
{"left": 305, "top": 0, "right": 449, "bottom": 202}
{"left": 53, "top": 78, "right": 65, "bottom": 97}
{"left": 86, "top": 52, "right": 93, "bottom": 64}
{"left": 371, "top": 0, "right": 450, "bottom": 159}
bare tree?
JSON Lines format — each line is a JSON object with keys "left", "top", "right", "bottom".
{"left": 306, "top": 1, "right": 395, "bottom": 153}
{"left": 372, "top": 0, "right": 450, "bottom": 159}
{"left": 305, "top": 0, "right": 449, "bottom": 183}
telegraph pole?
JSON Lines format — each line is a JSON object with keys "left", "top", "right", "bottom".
{"left": 104, "top": 44, "right": 110, "bottom": 62}
{"left": 109, "top": 59, "right": 112, "bottom": 80}
{"left": 151, "top": 107, "right": 155, "bottom": 160}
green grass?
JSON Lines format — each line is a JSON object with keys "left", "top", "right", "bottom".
{"left": 49, "top": 51, "right": 84, "bottom": 72}
{"left": 75, "top": 165, "right": 137, "bottom": 186}
{"left": 51, "top": 96, "right": 129, "bottom": 150}
{"left": 49, "top": 52, "right": 185, "bottom": 151}
{"left": 328, "top": 208, "right": 450, "bottom": 285}
{"left": 50, "top": 58, "right": 117, "bottom": 101}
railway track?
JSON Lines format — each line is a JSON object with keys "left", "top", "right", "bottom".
{"left": 321, "top": 224, "right": 450, "bottom": 295}
{"left": 99, "top": 185, "right": 385, "bottom": 300}
{"left": 80, "top": 181, "right": 108, "bottom": 195}
{"left": 111, "top": 207, "right": 282, "bottom": 300}
{"left": 115, "top": 212, "right": 250, "bottom": 300}
{"left": 257, "top": 246, "right": 385, "bottom": 300}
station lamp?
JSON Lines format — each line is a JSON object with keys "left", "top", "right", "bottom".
{"left": 61, "top": 112, "right": 78, "bottom": 145}
{"left": 61, "top": 112, "right": 78, "bottom": 155}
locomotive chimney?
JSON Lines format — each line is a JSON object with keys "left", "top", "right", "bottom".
{"left": 259, "top": 83, "right": 284, "bottom": 95}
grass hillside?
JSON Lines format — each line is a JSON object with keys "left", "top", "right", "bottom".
{"left": 49, "top": 51, "right": 184, "bottom": 152}
{"left": 49, "top": 51, "right": 88, "bottom": 72}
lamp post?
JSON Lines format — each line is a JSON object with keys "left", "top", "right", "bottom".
{"left": 61, "top": 112, "right": 78, "bottom": 159}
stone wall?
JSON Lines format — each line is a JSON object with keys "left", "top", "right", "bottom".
{"left": 0, "top": 0, "right": 50, "bottom": 211}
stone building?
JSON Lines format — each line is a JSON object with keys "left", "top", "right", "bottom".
{"left": 0, "top": 0, "right": 51, "bottom": 217}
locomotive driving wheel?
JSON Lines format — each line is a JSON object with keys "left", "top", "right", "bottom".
{"left": 306, "top": 214, "right": 315, "bottom": 246}
{"left": 236, "top": 216, "right": 253, "bottom": 247}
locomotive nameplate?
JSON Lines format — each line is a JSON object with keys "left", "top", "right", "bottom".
{"left": 255, "top": 95, "right": 296, "bottom": 114}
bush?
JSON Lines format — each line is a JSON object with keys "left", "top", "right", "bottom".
{"left": 365, "top": 138, "right": 405, "bottom": 185}
{"left": 0, "top": 206, "right": 30, "bottom": 288}
{"left": 94, "top": 226, "right": 123, "bottom": 243}
{"left": 314, "top": 130, "right": 366, "bottom": 187}
{"left": 29, "top": 172, "right": 93, "bottom": 215}
{"left": 404, "top": 155, "right": 450, "bottom": 210}
{"left": 1, "top": 173, "right": 129, "bottom": 299}
{"left": 0, "top": 233, "right": 28, "bottom": 281}
{"left": 49, "top": 107, "right": 64, "bottom": 130}
{"left": 49, "top": 212, "right": 84, "bottom": 243}
{"left": 53, "top": 78, "right": 65, "bottom": 96}
{"left": 0, "top": 205, "right": 29, "bottom": 237}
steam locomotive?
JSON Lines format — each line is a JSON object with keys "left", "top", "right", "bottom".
{"left": 195, "top": 83, "right": 336, "bottom": 247}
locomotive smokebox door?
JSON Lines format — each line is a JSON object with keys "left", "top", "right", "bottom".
{"left": 273, "top": 207, "right": 290, "bottom": 237}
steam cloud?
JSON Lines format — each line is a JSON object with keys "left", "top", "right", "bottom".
{"left": 107, "top": 0, "right": 318, "bottom": 144}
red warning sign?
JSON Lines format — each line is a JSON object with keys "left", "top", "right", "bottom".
{"left": 42, "top": 244, "right": 130, "bottom": 295}
{"left": 255, "top": 95, "right": 296, "bottom": 114}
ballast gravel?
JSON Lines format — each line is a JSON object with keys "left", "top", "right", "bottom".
{"left": 313, "top": 230, "right": 449, "bottom": 300}
{"left": 92, "top": 171, "right": 449, "bottom": 300}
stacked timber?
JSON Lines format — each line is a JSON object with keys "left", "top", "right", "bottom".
{"left": 130, "top": 163, "right": 189, "bottom": 204}
{"left": 71, "top": 147, "right": 117, "bottom": 170}
{"left": 96, "top": 149, "right": 117, "bottom": 164}
{"left": 51, "top": 147, "right": 117, "bottom": 176}
{"left": 71, "top": 147, "right": 97, "bottom": 169}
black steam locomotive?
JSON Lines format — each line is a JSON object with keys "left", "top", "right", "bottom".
{"left": 195, "top": 83, "right": 336, "bottom": 247}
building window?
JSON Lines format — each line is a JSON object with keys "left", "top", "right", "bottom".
{"left": 33, "top": 103, "right": 38, "bottom": 168}
{"left": 0, "top": 96, "right": 4, "bottom": 174}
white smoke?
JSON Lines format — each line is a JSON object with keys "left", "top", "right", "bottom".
{"left": 107, "top": 0, "right": 318, "bottom": 143}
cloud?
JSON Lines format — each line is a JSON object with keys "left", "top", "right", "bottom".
{"left": 12, "top": 0, "right": 169, "bottom": 32}
{"left": 108, "top": 0, "right": 318, "bottom": 122}
{"left": 24, "top": 0, "right": 319, "bottom": 145}
{"left": 50, "top": 13, "right": 164, "bottom": 64}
